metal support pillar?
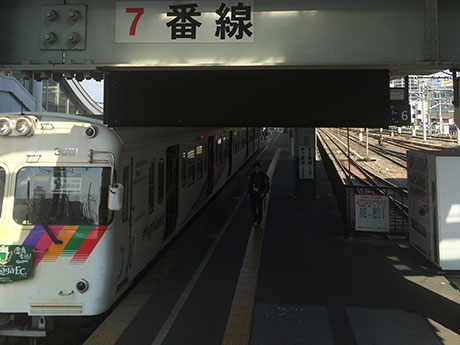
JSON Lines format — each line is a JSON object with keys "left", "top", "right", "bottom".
{"left": 452, "top": 70, "right": 460, "bottom": 145}
{"left": 294, "top": 128, "right": 316, "bottom": 199}
{"left": 31, "top": 79, "right": 43, "bottom": 112}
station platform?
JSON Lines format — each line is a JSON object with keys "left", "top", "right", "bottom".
{"left": 84, "top": 132, "right": 460, "bottom": 345}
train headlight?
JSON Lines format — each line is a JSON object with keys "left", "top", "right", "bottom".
{"left": 15, "top": 118, "right": 33, "bottom": 136}
{"left": 76, "top": 279, "right": 89, "bottom": 293}
{"left": 0, "top": 118, "right": 12, "bottom": 136}
{"left": 85, "top": 126, "right": 98, "bottom": 139}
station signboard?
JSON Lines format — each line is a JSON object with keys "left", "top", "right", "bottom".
{"left": 115, "top": 1, "right": 254, "bottom": 43}
{"left": 299, "top": 146, "right": 314, "bottom": 179}
{"left": 390, "top": 87, "right": 411, "bottom": 126}
{"left": 354, "top": 194, "right": 390, "bottom": 233}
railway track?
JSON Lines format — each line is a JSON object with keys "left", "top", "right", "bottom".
{"left": 334, "top": 129, "right": 407, "bottom": 169}
{"left": 348, "top": 128, "right": 434, "bottom": 151}
{"left": 317, "top": 129, "right": 408, "bottom": 216}
{"left": 318, "top": 129, "right": 409, "bottom": 234}
{"left": 377, "top": 128, "right": 458, "bottom": 144}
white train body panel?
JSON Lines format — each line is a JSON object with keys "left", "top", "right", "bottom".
{"left": 0, "top": 112, "right": 260, "bottom": 316}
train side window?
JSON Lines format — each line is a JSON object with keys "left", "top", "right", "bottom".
{"left": 223, "top": 137, "right": 227, "bottom": 160}
{"left": 122, "top": 166, "right": 130, "bottom": 223}
{"left": 203, "top": 143, "right": 208, "bottom": 170}
{"left": 181, "top": 151, "right": 187, "bottom": 188}
{"left": 148, "top": 160, "right": 155, "bottom": 214}
{"left": 158, "top": 159, "right": 165, "bottom": 204}
{"left": 216, "top": 138, "right": 223, "bottom": 164}
{"left": 187, "top": 149, "right": 196, "bottom": 186}
{"left": 196, "top": 145, "right": 203, "bottom": 179}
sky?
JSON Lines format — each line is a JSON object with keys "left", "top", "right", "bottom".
{"left": 80, "top": 79, "right": 104, "bottom": 103}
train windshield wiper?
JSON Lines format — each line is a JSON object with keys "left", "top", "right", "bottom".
{"left": 26, "top": 180, "right": 62, "bottom": 245}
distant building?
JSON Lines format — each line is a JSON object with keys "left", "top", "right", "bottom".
{"left": 390, "top": 73, "right": 454, "bottom": 125}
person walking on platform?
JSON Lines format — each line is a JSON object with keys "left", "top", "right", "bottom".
{"left": 248, "top": 163, "right": 270, "bottom": 228}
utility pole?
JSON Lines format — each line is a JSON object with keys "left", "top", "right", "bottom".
{"left": 365, "top": 128, "right": 369, "bottom": 158}
{"left": 422, "top": 98, "right": 427, "bottom": 141}
{"left": 427, "top": 89, "right": 432, "bottom": 135}
{"left": 439, "top": 101, "right": 442, "bottom": 134}
{"left": 347, "top": 128, "right": 351, "bottom": 176}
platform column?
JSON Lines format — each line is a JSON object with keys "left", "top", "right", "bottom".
{"left": 294, "top": 128, "right": 316, "bottom": 198}
{"left": 453, "top": 70, "right": 460, "bottom": 145}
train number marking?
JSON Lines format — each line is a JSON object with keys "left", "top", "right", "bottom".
{"left": 54, "top": 147, "right": 79, "bottom": 156}
{"left": 126, "top": 8, "right": 145, "bottom": 36}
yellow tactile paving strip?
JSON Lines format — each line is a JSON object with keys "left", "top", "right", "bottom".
{"left": 83, "top": 234, "right": 193, "bottom": 345}
{"left": 221, "top": 148, "right": 282, "bottom": 345}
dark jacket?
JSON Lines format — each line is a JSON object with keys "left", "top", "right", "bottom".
{"left": 248, "top": 172, "right": 270, "bottom": 198}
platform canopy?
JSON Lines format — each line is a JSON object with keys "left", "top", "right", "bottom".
{"left": 1, "top": 0, "right": 460, "bottom": 78}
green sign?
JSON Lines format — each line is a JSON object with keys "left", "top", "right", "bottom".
{"left": 0, "top": 245, "right": 33, "bottom": 284}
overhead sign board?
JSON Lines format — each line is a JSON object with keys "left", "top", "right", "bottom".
{"left": 354, "top": 195, "right": 390, "bottom": 233}
{"left": 115, "top": 1, "right": 255, "bottom": 43}
{"left": 104, "top": 69, "right": 391, "bottom": 127}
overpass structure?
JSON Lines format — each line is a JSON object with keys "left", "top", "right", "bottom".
{"left": 0, "top": 0, "right": 460, "bottom": 126}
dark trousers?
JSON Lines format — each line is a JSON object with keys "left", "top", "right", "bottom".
{"left": 249, "top": 196, "right": 264, "bottom": 224}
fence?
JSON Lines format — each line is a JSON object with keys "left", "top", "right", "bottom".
{"left": 318, "top": 137, "right": 409, "bottom": 238}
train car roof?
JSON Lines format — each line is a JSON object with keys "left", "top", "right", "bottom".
{"left": 0, "top": 112, "right": 250, "bottom": 145}
{"left": 0, "top": 111, "right": 104, "bottom": 124}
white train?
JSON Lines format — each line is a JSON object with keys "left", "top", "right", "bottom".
{"left": 0, "top": 112, "right": 260, "bottom": 324}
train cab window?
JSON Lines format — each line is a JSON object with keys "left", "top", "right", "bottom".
{"left": 0, "top": 167, "right": 5, "bottom": 218}
{"left": 196, "top": 145, "right": 203, "bottom": 179}
{"left": 158, "top": 159, "right": 165, "bottom": 204}
{"left": 148, "top": 160, "right": 155, "bottom": 214}
{"left": 14, "top": 167, "right": 112, "bottom": 226}
{"left": 122, "top": 166, "right": 130, "bottom": 223}
{"left": 187, "top": 149, "right": 196, "bottom": 186}
{"left": 181, "top": 151, "right": 187, "bottom": 188}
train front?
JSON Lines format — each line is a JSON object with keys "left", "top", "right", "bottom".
{"left": 0, "top": 113, "right": 122, "bottom": 319}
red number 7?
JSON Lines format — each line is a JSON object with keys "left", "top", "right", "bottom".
{"left": 126, "top": 8, "right": 144, "bottom": 36}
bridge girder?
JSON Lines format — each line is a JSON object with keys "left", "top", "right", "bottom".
{"left": 0, "top": 0, "right": 459, "bottom": 79}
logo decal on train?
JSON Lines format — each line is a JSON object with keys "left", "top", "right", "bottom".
{"left": 0, "top": 246, "right": 12, "bottom": 265}
{"left": 21, "top": 225, "right": 108, "bottom": 267}
{"left": 142, "top": 213, "right": 166, "bottom": 241}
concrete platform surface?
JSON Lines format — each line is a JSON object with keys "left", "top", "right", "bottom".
{"left": 254, "top": 136, "right": 460, "bottom": 345}
{"left": 85, "top": 132, "right": 460, "bottom": 345}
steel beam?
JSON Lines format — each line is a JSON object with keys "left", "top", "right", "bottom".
{"left": 1, "top": 0, "right": 460, "bottom": 77}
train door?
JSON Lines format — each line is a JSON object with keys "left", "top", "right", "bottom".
{"left": 164, "top": 145, "right": 179, "bottom": 240}
{"left": 117, "top": 158, "right": 134, "bottom": 289}
{"left": 228, "top": 131, "right": 233, "bottom": 176}
{"left": 207, "top": 136, "right": 215, "bottom": 195}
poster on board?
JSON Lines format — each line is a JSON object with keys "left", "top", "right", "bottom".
{"left": 354, "top": 194, "right": 390, "bottom": 233}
